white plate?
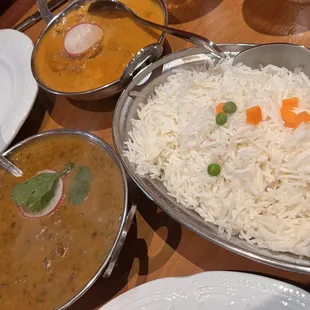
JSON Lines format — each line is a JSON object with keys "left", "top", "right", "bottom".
{"left": 101, "top": 271, "right": 310, "bottom": 310}
{"left": 0, "top": 29, "right": 38, "bottom": 152}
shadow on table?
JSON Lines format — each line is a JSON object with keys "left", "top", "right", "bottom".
{"left": 242, "top": 0, "right": 310, "bottom": 36}
{"left": 166, "top": 0, "right": 223, "bottom": 25}
{"left": 171, "top": 227, "right": 310, "bottom": 293}
{"left": 68, "top": 182, "right": 182, "bottom": 310}
{"left": 67, "top": 97, "right": 119, "bottom": 113}
{"left": 44, "top": 93, "right": 116, "bottom": 131}
{"left": 131, "top": 181, "right": 182, "bottom": 274}
{"left": 163, "top": 38, "right": 172, "bottom": 56}
{"left": 10, "top": 89, "right": 48, "bottom": 146}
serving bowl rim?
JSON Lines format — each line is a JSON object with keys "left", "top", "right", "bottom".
{"left": 112, "top": 44, "right": 310, "bottom": 275}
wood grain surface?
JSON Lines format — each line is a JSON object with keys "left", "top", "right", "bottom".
{"left": 1, "top": 1, "right": 310, "bottom": 309}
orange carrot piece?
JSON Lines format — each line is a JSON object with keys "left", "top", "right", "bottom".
{"left": 281, "top": 109, "right": 310, "bottom": 129}
{"left": 284, "top": 122, "right": 297, "bottom": 129}
{"left": 281, "top": 107, "right": 297, "bottom": 124}
{"left": 216, "top": 102, "right": 225, "bottom": 114}
{"left": 296, "top": 111, "right": 310, "bottom": 123}
{"left": 280, "top": 97, "right": 310, "bottom": 129}
{"left": 289, "top": 111, "right": 310, "bottom": 129}
{"left": 282, "top": 97, "right": 299, "bottom": 109}
{"left": 246, "top": 106, "right": 263, "bottom": 125}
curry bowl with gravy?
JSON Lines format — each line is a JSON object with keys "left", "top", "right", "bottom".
{"left": 31, "top": 0, "right": 168, "bottom": 100}
{"left": 0, "top": 129, "right": 129, "bottom": 310}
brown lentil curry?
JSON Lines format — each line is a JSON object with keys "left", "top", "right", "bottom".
{"left": 0, "top": 135, "right": 124, "bottom": 309}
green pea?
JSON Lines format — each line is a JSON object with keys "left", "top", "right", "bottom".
{"left": 216, "top": 112, "right": 228, "bottom": 125}
{"left": 207, "top": 163, "right": 221, "bottom": 176}
{"left": 223, "top": 101, "right": 237, "bottom": 114}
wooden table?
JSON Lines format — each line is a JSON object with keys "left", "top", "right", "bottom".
{"left": 1, "top": 0, "right": 310, "bottom": 309}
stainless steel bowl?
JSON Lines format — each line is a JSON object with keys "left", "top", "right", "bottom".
{"left": 2, "top": 129, "right": 135, "bottom": 309}
{"left": 112, "top": 44, "right": 310, "bottom": 274}
{"left": 31, "top": 0, "right": 168, "bottom": 101}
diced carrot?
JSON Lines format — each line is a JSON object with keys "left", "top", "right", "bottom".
{"left": 246, "top": 106, "right": 263, "bottom": 125}
{"left": 290, "top": 111, "right": 310, "bottom": 129}
{"left": 282, "top": 97, "right": 299, "bottom": 109}
{"left": 216, "top": 102, "right": 225, "bottom": 114}
{"left": 281, "top": 109, "right": 310, "bottom": 129}
{"left": 281, "top": 107, "right": 297, "bottom": 124}
{"left": 280, "top": 97, "right": 310, "bottom": 129}
{"left": 284, "top": 122, "right": 297, "bottom": 129}
{"left": 296, "top": 111, "right": 310, "bottom": 123}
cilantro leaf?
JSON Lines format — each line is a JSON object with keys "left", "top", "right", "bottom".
{"left": 68, "top": 166, "right": 91, "bottom": 205}
{"left": 11, "top": 162, "right": 75, "bottom": 212}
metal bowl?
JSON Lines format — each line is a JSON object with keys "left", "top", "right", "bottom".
{"left": 112, "top": 44, "right": 310, "bottom": 274}
{"left": 2, "top": 129, "right": 135, "bottom": 309}
{"left": 31, "top": 0, "right": 168, "bottom": 101}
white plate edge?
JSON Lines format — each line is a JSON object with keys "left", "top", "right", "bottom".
{"left": 101, "top": 271, "right": 310, "bottom": 309}
{"left": 0, "top": 29, "right": 39, "bottom": 153}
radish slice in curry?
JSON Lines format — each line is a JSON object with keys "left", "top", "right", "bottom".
{"left": 64, "top": 23, "right": 103, "bottom": 56}
{"left": 18, "top": 170, "right": 64, "bottom": 219}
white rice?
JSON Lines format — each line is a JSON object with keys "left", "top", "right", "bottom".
{"left": 124, "top": 58, "right": 310, "bottom": 257}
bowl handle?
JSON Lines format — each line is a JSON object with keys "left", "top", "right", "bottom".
{"left": 120, "top": 43, "right": 163, "bottom": 87}
{"left": 102, "top": 203, "right": 137, "bottom": 278}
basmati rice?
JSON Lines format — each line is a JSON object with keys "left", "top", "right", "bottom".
{"left": 124, "top": 58, "right": 310, "bottom": 257}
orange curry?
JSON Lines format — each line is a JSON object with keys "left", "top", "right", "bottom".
{"left": 34, "top": 0, "right": 164, "bottom": 92}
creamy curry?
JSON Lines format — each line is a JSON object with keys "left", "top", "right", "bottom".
{"left": 34, "top": 0, "right": 164, "bottom": 92}
{"left": 0, "top": 135, "right": 124, "bottom": 309}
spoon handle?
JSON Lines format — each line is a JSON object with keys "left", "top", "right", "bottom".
{"left": 0, "top": 156, "right": 22, "bottom": 177}
{"left": 132, "top": 13, "right": 225, "bottom": 59}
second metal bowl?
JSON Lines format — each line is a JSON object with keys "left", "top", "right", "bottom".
{"left": 2, "top": 129, "right": 135, "bottom": 309}
{"left": 31, "top": 0, "right": 168, "bottom": 101}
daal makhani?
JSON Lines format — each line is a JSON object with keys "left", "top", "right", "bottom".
{"left": 0, "top": 133, "right": 124, "bottom": 309}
